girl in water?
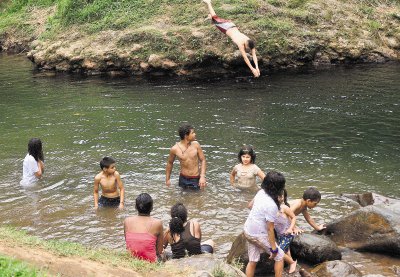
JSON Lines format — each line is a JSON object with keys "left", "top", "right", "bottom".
{"left": 20, "top": 138, "right": 44, "bottom": 186}
{"left": 230, "top": 145, "right": 265, "bottom": 190}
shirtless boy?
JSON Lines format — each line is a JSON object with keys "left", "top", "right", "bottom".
{"left": 94, "top": 156, "right": 125, "bottom": 209}
{"left": 289, "top": 187, "right": 325, "bottom": 232}
{"left": 165, "top": 123, "right": 206, "bottom": 189}
{"left": 202, "top": 0, "right": 260, "bottom": 78}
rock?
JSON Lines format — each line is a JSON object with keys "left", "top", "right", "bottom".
{"left": 341, "top": 192, "right": 399, "bottom": 207}
{"left": 290, "top": 233, "right": 341, "bottom": 264}
{"left": 226, "top": 232, "right": 301, "bottom": 276}
{"left": 148, "top": 54, "right": 163, "bottom": 67}
{"left": 166, "top": 254, "right": 245, "bottom": 277}
{"left": 162, "top": 59, "right": 177, "bottom": 70}
{"left": 325, "top": 203, "right": 400, "bottom": 255}
{"left": 311, "top": 260, "right": 362, "bottom": 277}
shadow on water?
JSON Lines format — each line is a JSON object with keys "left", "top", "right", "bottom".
{"left": 0, "top": 54, "right": 400, "bottom": 274}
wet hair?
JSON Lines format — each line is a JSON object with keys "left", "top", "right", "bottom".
{"left": 303, "top": 187, "right": 321, "bottom": 202}
{"left": 169, "top": 203, "right": 188, "bottom": 237}
{"left": 100, "top": 156, "right": 115, "bottom": 170}
{"left": 135, "top": 193, "right": 153, "bottom": 215}
{"left": 281, "top": 188, "right": 290, "bottom": 207}
{"left": 247, "top": 39, "right": 255, "bottom": 50}
{"left": 261, "top": 171, "right": 286, "bottom": 209}
{"left": 178, "top": 123, "right": 194, "bottom": 140}
{"left": 238, "top": 145, "right": 256, "bottom": 164}
{"left": 28, "top": 138, "right": 44, "bottom": 162}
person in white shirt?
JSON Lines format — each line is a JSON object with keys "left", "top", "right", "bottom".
{"left": 244, "top": 171, "right": 296, "bottom": 277}
{"left": 20, "top": 138, "right": 44, "bottom": 186}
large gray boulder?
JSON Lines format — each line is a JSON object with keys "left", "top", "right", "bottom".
{"left": 341, "top": 192, "right": 399, "bottom": 207}
{"left": 290, "top": 233, "right": 342, "bottom": 264}
{"left": 311, "top": 260, "right": 362, "bottom": 277}
{"left": 325, "top": 202, "right": 400, "bottom": 255}
{"left": 166, "top": 253, "right": 245, "bottom": 277}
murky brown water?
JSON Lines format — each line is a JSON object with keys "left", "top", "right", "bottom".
{"left": 1, "top": 54, "right": 399, "bottom": 275}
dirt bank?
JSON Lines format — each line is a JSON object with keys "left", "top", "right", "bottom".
{"left": 1, "top": 1, "right": 399, "bottom": 77}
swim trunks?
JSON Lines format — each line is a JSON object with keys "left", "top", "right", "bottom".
{"left": 179, "top": 174, "right": 200, "bottom": 189}
{"left": 278, "top": 234, "right": 294, "bottom": 253}
{"left": 98, "top": 195, "right": 120, "bottom": 207}
{"left": 212, "top": 15, "right": 236, "bottom": 34}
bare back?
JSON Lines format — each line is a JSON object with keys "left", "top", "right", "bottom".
{"left": 226, "top": 28, "right": 250, "bottom": 49}
{"left": 289, "top": 199, "right": 307, "bottom": 216}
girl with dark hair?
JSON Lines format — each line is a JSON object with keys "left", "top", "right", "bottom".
{"left": 230, "top": 145, "right": 265, "bottom": 190}
{"left": 163, "top": 203, "right": 214, "bottom": 259}
{"left": 20, "top": 138, "right": 45, "bottom": 185}
{"left": 244, "top": 171, "right": 296, "bottom": 277}
{"left": 124, "top": 193, "right": 163, "bottom": 262}
{"left": 275, "top": 189, "right": 297, "bottom": 268}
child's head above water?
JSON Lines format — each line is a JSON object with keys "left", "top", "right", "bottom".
{"left": 303, "top": 187, "right": 321, "bottom": 209}
{"left": 100, "top": 156, "right": 116, "bottom": 170}
{"left": 238, "top": 145, "right": 256, "bottom": 164}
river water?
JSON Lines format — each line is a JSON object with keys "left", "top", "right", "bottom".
{"left": 0, "top": 54, "right": 399, "bottom": 275}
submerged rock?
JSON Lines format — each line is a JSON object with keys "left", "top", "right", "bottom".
{"left": 311, "top": 260, "right": 362, "bottom": 277}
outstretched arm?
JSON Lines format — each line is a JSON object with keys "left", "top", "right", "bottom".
{"left": 239, "top": 45, "right": 260, "bottom": 77}
{"left": 303, "top": 210, "right": 325, "bottom": 231}
{"left": 203, "top": 0, "right": 216, "bottom": 17}
{"left": 251, "top": 48, "right": 260, "bottom": 76}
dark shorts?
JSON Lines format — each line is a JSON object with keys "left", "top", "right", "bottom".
{"left": 278, "top": 234, "right": 294, "bottom": 253}
{"left": 179, "top": 174, "right": 200, "bottom": 189}
{"left": 98, "top": 195, "right": 120, "bottom": 207}
{"left": 201, "top": 244, "right": 214, "bottom": 254}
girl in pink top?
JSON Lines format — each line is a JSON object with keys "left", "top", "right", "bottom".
{"left": 124, "top": 193, "right": 163, "bottom": 262}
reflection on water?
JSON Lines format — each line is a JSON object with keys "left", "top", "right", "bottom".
{"left": 0, "top": 54, "right": 399, "bottom": 274}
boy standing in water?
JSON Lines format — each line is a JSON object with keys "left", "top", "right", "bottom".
{"left": 94, "top": 156, "right": 125, "bottom": 210}
{"left": 289, "top": 187, "right": 325, "bottom": 232}
{"left": 202, "top": 0, "right": 260, "bottom": 78}
{"left": 165, "top": 123, "right": 207, "bottom": 189}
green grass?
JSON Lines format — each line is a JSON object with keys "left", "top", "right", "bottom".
{"left": 0, "top": 255, "right": 48, "bottom": 277}
{"left": 0, "top": 226, "right": 162, "bottom": 273}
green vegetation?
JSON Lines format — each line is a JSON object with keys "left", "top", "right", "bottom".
{"left": 0, "top": 226, "right": 163, "bottom": 273}
{"left": 0, "top": 0, "right": 399, "bottom": 69}
{"left": 0, "top": 255, "right": 48, "bottom": 277}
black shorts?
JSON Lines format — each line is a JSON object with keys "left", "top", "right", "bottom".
{"left": 179, "top": 174, "right": 200, "bottom": 189}
{"left": 201, "top": 244, "right": 214, "bottom": 254}
{"left": 98, "top": 195, "right": 120, "bottom": 207}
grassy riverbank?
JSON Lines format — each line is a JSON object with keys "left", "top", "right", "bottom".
{"left": 0, "top": 226, "right": 181, "bottom": 277}
{"left": 0, "top": 255, "right": 48, "bottom": 277}
{"left": 0, "top": 0, "right": 399, "bottom": 75}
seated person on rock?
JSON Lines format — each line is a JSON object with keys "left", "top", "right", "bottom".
{"left": 124, "top": 193, "right": 164, "bottom": 262}
{"left": 163, "top": 203, "right": 214, "bottom": 259}
{"left": 289, "top": 187, "right": 326, "bottom": 233}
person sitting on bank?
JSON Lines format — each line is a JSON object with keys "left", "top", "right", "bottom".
{"left": 163, "top": 203, "right": 214, "bottom": 259}
{"left": 202, "top": 0, "right": 260, "bottom": 78}
{"left": 124, "top": 193, "right": 164, "bottom": 262}
{"left": 93, "top": 156, "right": 125, "bottom": 209}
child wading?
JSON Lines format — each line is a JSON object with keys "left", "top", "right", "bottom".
{"left": 93, "top": 156, "right": 125, "bottom": 209}
{"left": 20, "top": 138, "right": 45, "bottom": 186}
{"left": 230, "top": 145, "right": 265, "bottom": 191}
